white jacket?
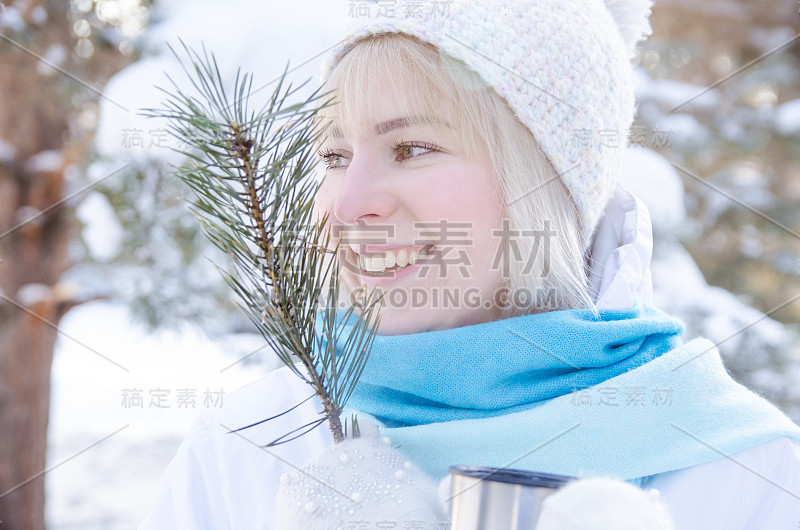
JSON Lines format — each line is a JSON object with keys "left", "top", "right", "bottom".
{"left": 140, "top": 186, "right": 800, "bottom": 529}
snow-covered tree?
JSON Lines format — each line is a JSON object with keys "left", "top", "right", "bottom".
{"left": 0, "top": 0, "right": 143, "bottom": 526}
{"left": 630, "top": 0, "right": 800, "bottom": 419}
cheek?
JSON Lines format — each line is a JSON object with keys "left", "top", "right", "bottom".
{"left": 419, "top": 166, "right": 502, "bottom": 224}
{"left": 313, "top": 179, "right": 337, "bottom": 222}
{"left": 406, "top": 167, "right": 503, "bottom": 280}
{"left": 441, "top": 167, "right": 503, "bottom": 265}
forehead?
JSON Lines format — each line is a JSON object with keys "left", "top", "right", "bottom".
{"left": 320, "top": 46, "right": 460, "bottom": 140}
{"left": 321, "top": 85, "right": 459, "bottom": 146}
{"left": 328, "top": 115, "right": 453, "bottom": 140}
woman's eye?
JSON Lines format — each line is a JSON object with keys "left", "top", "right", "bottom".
{"left": 394, "top": 142, "right": 437, "bottom": 161}
{"left": 318, "top": 150, "right": 350, "bottom": 170}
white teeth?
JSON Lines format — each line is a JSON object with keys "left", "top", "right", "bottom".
{"left": 356, "top": 246, "right": 430, "bottom": 273}
{"left": 360, "top": 254, "right": 378, "bottom": 272}
{"left": 396, "top": 249, "right": 408, "bottom": 267}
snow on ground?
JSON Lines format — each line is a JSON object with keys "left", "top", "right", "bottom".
{"left": 47, "top": 301, "right": 280, "bottom": 529}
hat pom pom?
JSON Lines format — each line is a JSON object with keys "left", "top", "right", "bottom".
{"left": 602, "top": 0, "right": 655, "bottom": 58}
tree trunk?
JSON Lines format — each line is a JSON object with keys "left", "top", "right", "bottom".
{"left": 0, "top": 50, "right": 71, "bottom": 529}
{"left": 0, "top": 282, "right": 61, "bottom": 530}
{"left": 0, "top": 1, "right": 130, "bottom": 526}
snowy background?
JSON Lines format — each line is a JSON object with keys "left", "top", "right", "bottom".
{"left": 47, "top": 1, "right": 352, "bottom": 527}
{"left": 34, "top": 0, "right": 800, "bottom": 527}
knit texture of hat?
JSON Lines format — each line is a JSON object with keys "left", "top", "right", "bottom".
{"left": 322, "top": 0, "right": 654, "bottom": 249}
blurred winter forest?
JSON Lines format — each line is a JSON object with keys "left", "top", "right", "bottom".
{"left": 0, "top": 0, "right": 798, "bottom": 527}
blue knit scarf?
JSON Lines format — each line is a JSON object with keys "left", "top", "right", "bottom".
{"left": 316, "top": 301, "right": 800, "bottom": 482}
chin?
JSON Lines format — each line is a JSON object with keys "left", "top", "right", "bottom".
{"left": 335, "top": 278, "right": 502, "bottom": 335}
{"left": 372, "top": 307, "right": 487, "bottom": 336}
{"left": 372, "top": 309, "right": 430, "bottom": 336}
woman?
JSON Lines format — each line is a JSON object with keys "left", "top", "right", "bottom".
{"left": 141, "top": 1, "right": 800, "bottom": 528}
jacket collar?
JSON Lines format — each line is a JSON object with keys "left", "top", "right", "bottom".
{"left": 587, "top": 184, "right": 654, "bottom": 310}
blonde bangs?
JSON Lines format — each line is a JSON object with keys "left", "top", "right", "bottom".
{"left": 318, "top": 33, "right": 492, "bottom": 163}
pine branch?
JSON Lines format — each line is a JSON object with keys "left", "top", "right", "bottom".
{"left": 141, "top": 40, "right": 383, "bottom": 443}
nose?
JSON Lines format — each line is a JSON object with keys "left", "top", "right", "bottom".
{"left": 330, "top": 150, "right": 397, "bottom": 226}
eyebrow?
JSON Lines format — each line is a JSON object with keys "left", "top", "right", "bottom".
{"left": 329, "top": 115, "right": 451, "bottom": 139}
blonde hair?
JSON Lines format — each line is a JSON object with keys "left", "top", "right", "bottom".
{"left": 319, "top": 33, "right": 595, "bottom": 316}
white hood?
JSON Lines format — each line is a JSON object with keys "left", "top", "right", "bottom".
{"left": 588, "top": 184, "right": 655, "bottom": 310}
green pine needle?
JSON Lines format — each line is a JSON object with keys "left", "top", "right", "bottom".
{"left": 141, "top": 40, "right": 383, "bottom": 444}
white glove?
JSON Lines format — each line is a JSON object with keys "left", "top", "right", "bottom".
{"left": 275, "top": 418, "right": 447, "bottom": 529}
{"left": 536, "top": 477, "right": 675, "bottom": 530}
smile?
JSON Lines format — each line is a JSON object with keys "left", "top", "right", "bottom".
{"left": 355, "top": 244, "right": 435, "bottom": 276}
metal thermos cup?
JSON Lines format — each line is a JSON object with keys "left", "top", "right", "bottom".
{"left": 448, "top": 466, "right": 574, "bottom": 529}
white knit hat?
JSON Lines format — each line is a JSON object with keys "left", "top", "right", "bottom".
{"left": 322, "top": 0, "right": 654, "bottom": 248}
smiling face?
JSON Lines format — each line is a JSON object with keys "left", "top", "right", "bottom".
{"left": 314, "top": 74, "right": 506, "bottom": 335}
{"left": 312, "top": 33, "right": 596, "bottom": 332}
